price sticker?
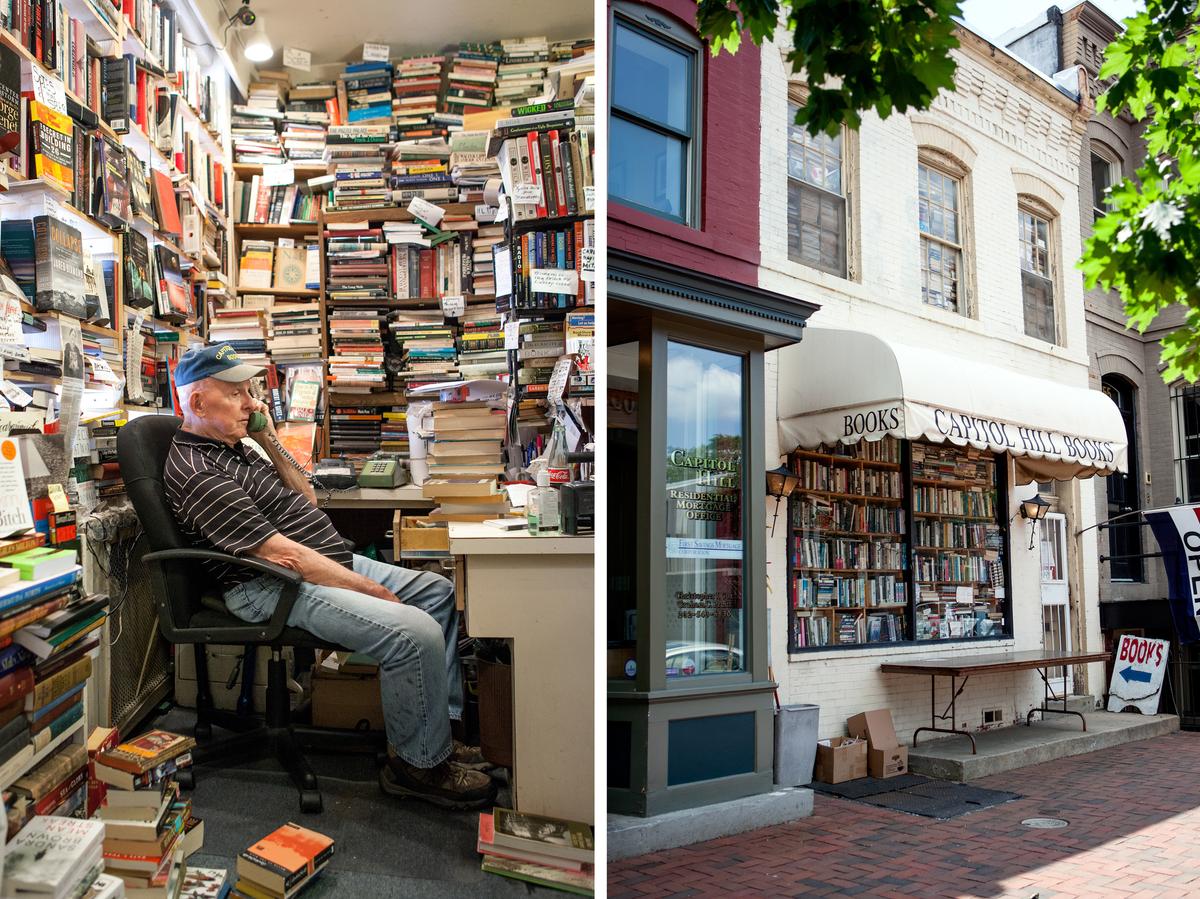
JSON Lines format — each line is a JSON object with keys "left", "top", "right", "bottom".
{"left": 283, "top": 47, "right": 311, "bottom": 71}
{"left": 440, "top": 295, "right": 465, "bottom": 317}
{"left": 474, "top": 204, "right": 501, "bottom": 223}
{"left": 584, "top": 185, "right": 595, "bottom": 212}
{"left": 363, "top": 42, "right": 390, "bottom": 62}
{"left": 71, "top": 421, "right": 92, "bottom": 457}
{"left": 513, "top": 183, "right": 542, "bottom": 205}
{"left": 42, "top": 196, "right": 72, "bottom": 227}
{"left": 407, "top": 196, "right": 445, "bottom": 227}
{"left": 262, "top": 163, "right": 295, "bottom": 187}
{"left": 530, "top": 268, "right": 579, "bottom": 295}
{"left": 277, "top": 237, "right": 295, "bottom": 249}
{"left": 580, "top": 246, "right": 595, "bottom": 283}
{"left": 504, "top": 321, "right": 520, "bottom": 351}
{"left": 495, "top": 195, "right": 509, "bottom": 222}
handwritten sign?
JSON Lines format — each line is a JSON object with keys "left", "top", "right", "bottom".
{"left": 47, "top": 483, "right": 70, "bottom": 513}
{"left": 406, "top": 196, "right": 445, "bottom": 227}
{"left": 495, "top": 195, "right": 509, "bottom": 222}
{"left": 584, "top": 185, "right": 595, "bottom": 212}
{"left": 0, "top": 380, "right": 33, "bottom": 408}
{"left": 547, "top": 357, "right": 573, "bottom": 407}
{"left": 1107, "top": 635, "right": 1169, "bottom": 715}
{"left": 504, "top": 321, "right": 520, "bottom": 351}
{"left": 30, "top": 68, "right": 66, "bottom": 113}
{"left": 513, "top": 183, "right": 542, "bottom": 205}
{"left": 262, "top": 162, "right": 295, "bottom": 187}
{"left": 580, "top": 246, "right": 595, "bottom": 283}
{"left": 530, "top": 268, "right": 579, "bottom": 295}
{"left": 0, "top": 290, "right": 22, "bottom": 346}
{"left": 493, "top": 247, "right": 513, "bottom": 298}
{"left": 440, "top": 295, "right": 465, "bottom": 317}
{"left": 363, "top": 42, "right": 390, "bottom": 62}
{"left": 283, "top": 47, "right": 311, "bottom": 71}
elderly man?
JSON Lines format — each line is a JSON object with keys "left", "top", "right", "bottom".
{"left": 162, "top": 344, "right": 494, "bottom": 810}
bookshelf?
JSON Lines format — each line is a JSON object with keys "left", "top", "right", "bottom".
{"left": 788, "top": 437, "right": 1011, "bottom": 652}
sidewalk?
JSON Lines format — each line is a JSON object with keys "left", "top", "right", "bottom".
{"left": 609, "top": 731, "right": 1200, "bottom": 898}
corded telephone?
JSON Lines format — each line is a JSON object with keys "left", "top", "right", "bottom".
{"left": 358, "top": 457, "right": 407, "bottom": 488}
{"left": 313, "top": 458, "right": 357, "bottom": 490}
{"left": 248, "top": 411, "right": 269, "bottom": 433}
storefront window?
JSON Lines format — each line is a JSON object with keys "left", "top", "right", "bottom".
{"left": 788, "top": 439, "right": 1009, "bottom": 650}
{"left": 609, "top": 342, "right": 640, "bottom": 681}
{"left": 664, "top": 342, "right": 745, "bottom": 677}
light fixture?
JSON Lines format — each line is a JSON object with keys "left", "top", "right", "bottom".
{"left": 242, "top": 19, "right": 272, "bottom": 61}
{"left": 766, "top": 464, "right": 800, "bottom": 537}
{"left": 1020, "top": 493, "right": 1051, "bottom": 549}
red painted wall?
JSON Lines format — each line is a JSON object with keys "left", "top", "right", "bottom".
{"left": 609, "top": 0, "right": 762, "bottom": 287}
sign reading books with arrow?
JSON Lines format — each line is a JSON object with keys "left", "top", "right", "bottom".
{"left": 1106, "top": 634, "right": 1169, "bottom": 715}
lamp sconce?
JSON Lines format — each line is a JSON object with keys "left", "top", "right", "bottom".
{"left": 766, "top": 464, "right": 800, "bottom": 537}
{"left": 1019, "top": 493, "right": 1051, "bottom": 550}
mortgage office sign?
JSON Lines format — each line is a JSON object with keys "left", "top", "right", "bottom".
{"left": 1106, "top": 635, "right": 1169, "bottom": 715}
{"left": 1144, "top": 505, "right": 1200, "bottom": 643}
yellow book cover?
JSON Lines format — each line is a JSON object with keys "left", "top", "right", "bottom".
{"left": 29, "top": 101, "right": 74, "bottom": 195}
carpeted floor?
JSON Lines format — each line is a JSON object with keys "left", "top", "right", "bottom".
{"left": 147, "top": 706, "right": 551, "bottom": 897}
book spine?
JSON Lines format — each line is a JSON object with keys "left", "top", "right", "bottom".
{"left": 526, "top": 131, "right": 545, "bottom": 218}
{"left": 33, "top": 763, "right": 86, "bottom": 816}
{"left": 0, "top": 667, "right": 33, "bottom": 709}
{"left": 29, "top": 654, "right": 90, "bottom": 710}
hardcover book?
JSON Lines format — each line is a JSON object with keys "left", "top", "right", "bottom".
{"left": 2, "top": 815, "right": 104, "bottom": 895}
{"left": 0, "top": 43, "right": 19, "bottom": 156}
{"left": 153, "top": 245, "right": 190, "bottom": 323}
{"left": 33, "top": 216, "right": 87, "bottom": 318}
{"left": 123, "top": 228, "right": 154, "bottom": 309}
{"left": 126, "top": 149, "right": 155, "bottom": 224}
{"left": 491, "top": 808, "right": 594, "bottom": 862}
{"left": 98, "top": 729, "right": 195, "bottom": 774}
{"left": 29, "top": 100, "right": 74, "bottom": 194}
{"left": 151, "top": 168, "right": 182, "bottom": 236}
{"left": 95, "top": 136, "right": 131, "bottom": 230}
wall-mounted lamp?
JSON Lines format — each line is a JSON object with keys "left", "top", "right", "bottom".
{"left": 227, "top": 1, "right": 272, "bottom": 62}
{"left": 766, "top": 464, "right": 800, "bottom": 537}
{"left": 1019, "top": 493, "right": 1051, "bottom": 550}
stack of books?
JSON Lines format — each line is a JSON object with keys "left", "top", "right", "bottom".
{"left": 477, "top": 808, "right": 594, "bottom": 896}
{"left": 2, "top": 816, "right": 106, "bottom": 898}
{"left": 181, "top": 866, "right": 231, "bottom": 898}
{"left": 94, "top": 729, "right": 197, "bottom": 893}
{"left": 495, "top": 37, "right": 551, "bottom": 107}
{"left": 470, "top": 223, "right": 506, "bottom": 296}
{"left": 516, "top": 320, "right": 566, "bottom": 398}
{"left": 208, "top": 309, "right": 268, "bottom": 367}
{"left": 280, "top": 82, "right": 332, "bottom": 164}
{"left": 234, "top": 822, "right": 333, "bottom": 898}
{"left": 231, "top": 81, "right": 285, "bottom": 164}
{"left": 426, "top": 397, "right": 506, "bottom": 483}
{"left": 328, "top": 406, "right": 383, "bottom": 462}
{"left": 327, "top": 310, "right": 385, "bottom": 393}
{"left": 266, "top": 304, "right": 323, "bottom": 364}
{"left": 456, "top": 307, "right": 507, "bottom": 380}
{"left": 340, "top": 61, "right": 394, "bottom": 125}
{"left": 238, "top": 241, "right": 275, "bottom": 290}
{"left": 392, "top": 56, "right": 446, "bottom": 141}
{"left": 8, "top": 743, "right": 90, "bottom": 831}
{"left": 390, "top": 313, "right": 457, "bottom": 388}
{"left": 325, "top": 225, "right": 389, "bottom": 302}
{"left": 443, "top": 44, "right": 500, "bottom": 117}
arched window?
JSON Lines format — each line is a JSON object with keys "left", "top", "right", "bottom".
{"left": 1102, "top": 375, "right": 1143, "bottom": 582}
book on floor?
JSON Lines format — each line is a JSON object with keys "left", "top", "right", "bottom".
{"left": 490, "top": 808, "right": 594, "bottom": 863}
{"left": 477, "top": 812, "right": 583, "bottom": 871}
{"left": 236, "top": 821, "right": 334, "bottom": 896}
{"left": 181, "top": 866, "right": 230, "bottom": 899}
{"left": 480, "top": 855, "right": 594, "bottom": 896}
{"left": 2, "top": 815, "right": 105, "bottom": 899}
{"left": 97, "top": 729, "right": 196, "bottom": 775}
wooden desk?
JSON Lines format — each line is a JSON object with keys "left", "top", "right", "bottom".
{"left": 881, "top": 648, "right": 1110, "bottom": 753}
{"left": 449, "top": 523, "right": 594, "bottom": 824}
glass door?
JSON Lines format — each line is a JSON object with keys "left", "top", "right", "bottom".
{"left": 1040, "top": 512, "right": 1071, "bottom": 696}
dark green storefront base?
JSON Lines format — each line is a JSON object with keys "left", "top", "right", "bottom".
{"left": 608, "top": 680, "right": 777, "bottom": 817}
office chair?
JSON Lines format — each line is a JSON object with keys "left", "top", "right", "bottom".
{"left": 118, "top": 415, "right": 384, "bottom": 813}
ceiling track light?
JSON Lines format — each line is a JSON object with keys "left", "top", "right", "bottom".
{"left": 226, "top": 0, "right": 272, "bottom": 62}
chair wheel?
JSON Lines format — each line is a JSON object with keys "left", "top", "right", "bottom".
{"left": 176, "top": 770, "right": 195, "bottom": 791}
{"left": 194, "top": 723, "right": 212, "bottom": 741}
{"left": 300, "top": 791, "right": 322, "bottom": 813}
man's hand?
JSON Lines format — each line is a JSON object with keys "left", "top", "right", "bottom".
{"left": 360, "top": 581, "right": 400, "bottom": 603}
{"left": 248, "top": 399, "right": 276, "bottom": 443}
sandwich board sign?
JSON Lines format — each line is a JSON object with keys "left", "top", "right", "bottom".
{"left": 1106, "top": 634, "right": 1169, "bottom": 714}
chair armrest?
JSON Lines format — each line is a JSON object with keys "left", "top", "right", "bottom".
{"left": 142, "top": 549, "right": 302, "bottom": 585}
{"left": 142, "top": 548, "right": 303, "bottom": 644}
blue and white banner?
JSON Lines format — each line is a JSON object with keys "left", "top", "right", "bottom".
{"left": 1144, "top": 505, "right": 1200, "bottom": 643}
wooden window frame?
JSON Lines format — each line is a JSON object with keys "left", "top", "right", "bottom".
{"left": 917, "top": 157, "right": 968, "bottom": 315}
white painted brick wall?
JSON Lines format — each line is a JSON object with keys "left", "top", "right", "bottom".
{"left": 758, "top": 40, "right": 1105, "bottom": 740}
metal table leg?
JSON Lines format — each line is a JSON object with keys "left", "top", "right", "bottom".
{"left": 1026, "top": 665, "right": 1087, "bottom": 730}
{"left": 912, "top": 674, "right": 978, "bottom": 753}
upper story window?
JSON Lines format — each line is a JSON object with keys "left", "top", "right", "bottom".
{"left": 609, "top": 4, "right": 701, "bottom": 225}
{"left": 918, "top": 162, "right": 963, "bottom": 313}
{"left": 787, "top": 99, "right": 846, "bottom": 277}
{"left": 1172, "top": 384, "right": 1200, "bottom": 504}
{"left": 1091, "top": 151, "right": 1118, "bottom": 222}
{"left": 1018, "top": 206, "right": 1058, "bottom": 344}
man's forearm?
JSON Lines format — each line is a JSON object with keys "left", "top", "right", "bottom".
{"left": 253, "top": 435, "right": 317, "bottom": 505}
{"left": 250, "top": 533, "right": 394, "bottom": 600}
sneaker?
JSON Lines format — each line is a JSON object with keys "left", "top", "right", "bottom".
{"left": 450, "top": 739, "right": 491, "bottom": 771}
{"left": 380, "top": 757, "right": 496, "bottom": 810}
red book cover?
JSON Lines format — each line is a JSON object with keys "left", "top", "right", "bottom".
{"left": 87, "top": 725, "right": 119, "bottom": 818}
{"left": 549, "top": 130, "right": 568, "bottom": 217}
{"left": 0, "top": 667, "right": 33, "bottom": 708}
{"left": 574, "top": 221, "right": 584, "bottom": 297}
{"left": 254, "top": 180, "right": 271, "bottom": 223}
{"left": 325, "top": 98, "right": 341, "bottom": 127}
{"left": 151, "top": 170, "right": 182, "bottom": 235}
{"left": 419, "top": 249, "right": 434, "bottom": 298}
{"left": 136, "top": 69, "right": 147, "bottom": 130}
{"left": 213, "top": 162, "right": 224, "bottom": 207}
{"left": 34, "top": 765, "right": 86, "bottom": 816}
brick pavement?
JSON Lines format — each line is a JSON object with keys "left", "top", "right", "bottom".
{"left": 608, "top": 732, "right": 1200, "bottom": 898}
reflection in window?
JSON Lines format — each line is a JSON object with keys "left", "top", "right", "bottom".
{"left": 787, "top": 102, "right": 846, "bottom": 277}
{"left": 609, "top": 342, "right": 640, "bottom": 679}
{"left": 610, "top": 14, "right": 698, "bottom": 223}
{"left": 918, "top": 163, "right": 963, "bottom": 312}
{"left": 1019, "top": 208, "right": 1057, "bottom": 344}
{"left": 664, "top": 342, "right": 745, "bottom": 677}
{"left": 1172, "top": 385, "right": 1200, "bottom": 504}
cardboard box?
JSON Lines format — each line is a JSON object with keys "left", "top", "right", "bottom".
{"left": 813, "top": 736, "right": 867, "bottom": 784}
{"left": 311, "top": 668, "right": 385, "bottom": 731}
{"left": 867, "top": 744, "right": 909, "bottom": 779}
{"left": 847, "top": 708, "right": 909, "bottom": 778}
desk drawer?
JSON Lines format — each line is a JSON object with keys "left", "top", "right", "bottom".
{"left": 392, "top": 512, "right": 450, "bottom": 559}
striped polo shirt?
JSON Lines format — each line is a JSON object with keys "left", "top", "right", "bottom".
{"left": 163, "top": 428, "right": 351, "bottom": 590}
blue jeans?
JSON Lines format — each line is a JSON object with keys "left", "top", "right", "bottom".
{"left": 223, "top": 554, "right": 461, "bottom": 768}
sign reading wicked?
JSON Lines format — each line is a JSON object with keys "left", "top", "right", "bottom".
{"left": 1144, "top": 505, "right": 1200, "bottom": 643}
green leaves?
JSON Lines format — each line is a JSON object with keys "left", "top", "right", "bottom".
{"left": 699, "top": 0, "right": 962, "bottom": 137}
{"left": 1080, "top": 0, "right": 1200, "bottom": 383}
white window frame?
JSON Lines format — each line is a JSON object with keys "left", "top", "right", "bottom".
{"left": 917, "top": 158, "right": 967, "bottom": 315}
{"left": 1017, "top": 203, "right": 1059, "bottom": 346}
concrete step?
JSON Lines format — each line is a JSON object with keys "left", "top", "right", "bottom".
{"left": 1065, "top": 694, "right": 1098, "bottom": 714}
{"left": 908, "top": 711, "right": 1179, "bottom": 781}
{"left": 607, "top": 787, "right": 814, "bottom": 861}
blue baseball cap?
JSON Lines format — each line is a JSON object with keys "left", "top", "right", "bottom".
{"left": 174, "top": 344, "right": 265, "bottom": 387}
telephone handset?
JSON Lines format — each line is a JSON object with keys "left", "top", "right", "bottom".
{"left": 248, "top": 411, "right": 269, "bottom": 433}
{"left": 245, "top": 394, "right": 310, "bottom": 480}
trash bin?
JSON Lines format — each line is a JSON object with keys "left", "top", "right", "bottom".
{"left": 774, "top": 703, "right": 819, "bottom": 787}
